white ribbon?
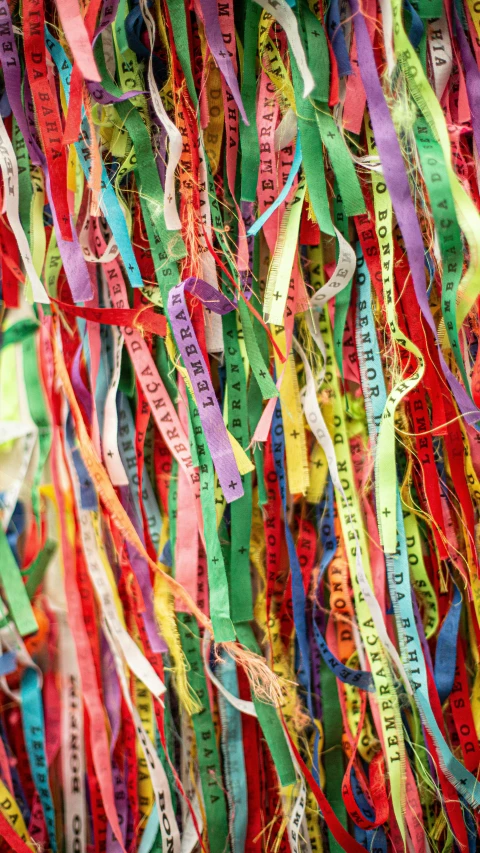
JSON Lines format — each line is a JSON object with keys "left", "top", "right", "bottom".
{"left": 0, "top": 114, "right": 49, "bottom": 303}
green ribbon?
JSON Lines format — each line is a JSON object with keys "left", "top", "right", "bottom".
{"left": 413, "top": 114, "right": 468, "bottom": 392}
{"left": 223, "top": 311, "right": 254, "bottom": 623}
{"left": 23, "top": 539, "right": 57, "bottom": 600}
{"left": 0, "top": 526, "right": 38, "bottom": 636}
{"left": 240, "top": 0, "right": 262, "bottom": 202}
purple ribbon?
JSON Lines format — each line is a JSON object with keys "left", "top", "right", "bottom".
{"left": 45, "top": 174, "right": 93, "bottom": 303}
{"left": 198, "top": 0, "right": 248, "bottom": 124}
{"left": 0, "top": 0, "right": 43, "bottom": 165}
{"left": 103, "top": 641, "right": 128, "bottom": 852}
{"left": 71, "top": 343, "right": 93, "bottom": 421}
{"left": 103, "top": 641, "right": 122, "bottom": 745}
{"left": 96, "top": 0, "right": 122, "bottom": 38}
{"left": 119, "top": 485, "right": 168, "bottom": 654}
{"left": 168, "top": 278, "right": 244, "bottom": 502}
{"left": 86, "top": 81, "right": 144, "bottom": 105}
{"left": 351, "top": 0, "right": 480, "bottom": 426}
{"left": 183, "top": 275, "right": 239, "bottom": 313}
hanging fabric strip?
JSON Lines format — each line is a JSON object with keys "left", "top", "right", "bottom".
{"left": 3, "top": 1, "right": 480, "bottom": 850}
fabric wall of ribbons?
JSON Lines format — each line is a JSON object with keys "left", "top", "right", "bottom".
{"left": 3, "top": 0, "right": 480, "bottom": 848}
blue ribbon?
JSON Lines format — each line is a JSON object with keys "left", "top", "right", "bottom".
{"left": 272, "top": 396, "right": 313, "bottom": 711}
{"left": 326, "top": 0, "right": 352, "bottom": 76}
{"left": 434, "top": 583, "right": 462, "bottom": 705}
{"left": 313, "top": 480, "right": 375, "bottom": 693}
{"left": 404, "top": 0, "right": 424, "bottom": 48}
{"left": 20, "top": 669, "right": 57, "bottom": 852}
{"left": 248, "top": 138, "right": 302, "bottom": 236}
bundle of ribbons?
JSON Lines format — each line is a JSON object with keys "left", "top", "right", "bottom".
{"left": 5, "top": 0, "right": 480, "bottom": 849}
